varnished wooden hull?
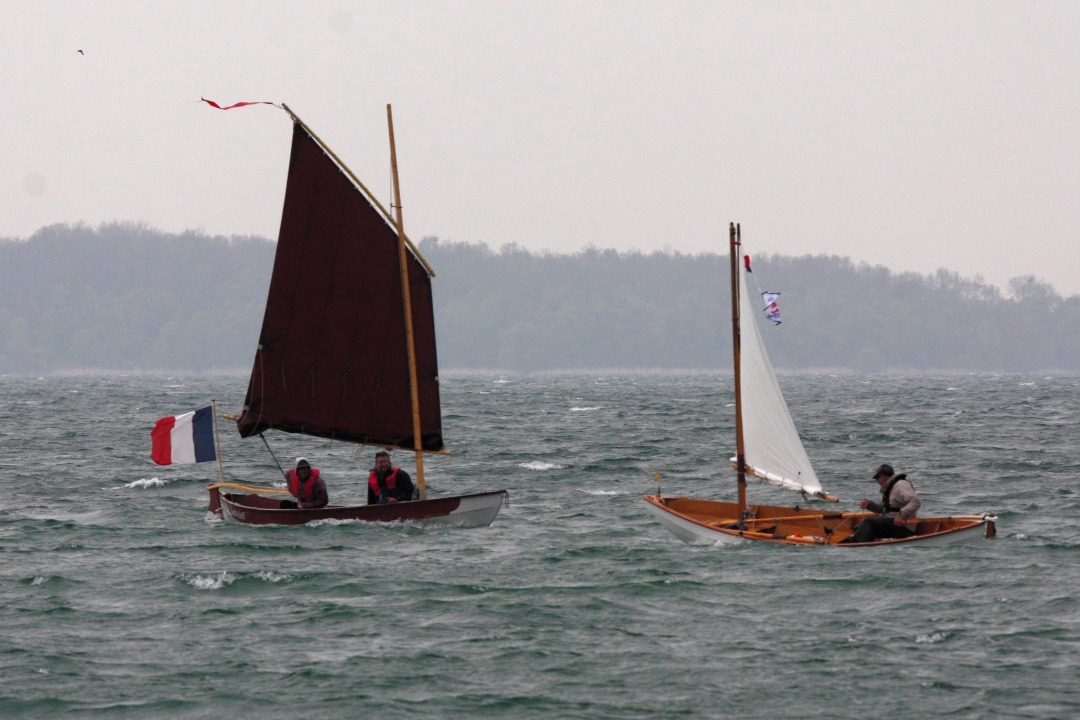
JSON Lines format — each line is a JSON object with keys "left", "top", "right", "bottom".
{"left": 209, "top": 487, "right": 508, "bottom": 528}
{"left": 644, "top": 495, "right": 995, "bottom": 547}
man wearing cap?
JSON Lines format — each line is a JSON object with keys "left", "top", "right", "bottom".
{"left": 849, "top": 463, "right": 921, "bottom": 543}
{"left": 282, "top": 457, "right": 329, "bottom": 509}
{"left": 367, "top": 451, "right": 417, "bottom": 504}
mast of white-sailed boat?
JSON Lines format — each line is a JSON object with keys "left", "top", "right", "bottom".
{"left": 729, "top": 222, "right": 748, "bottom": 522}
{"left": 386, "top": 104, "right": 428, "bottom": 500}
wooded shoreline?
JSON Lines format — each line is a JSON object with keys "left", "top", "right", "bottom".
{"left": 2, "top": 222, "right": 1077, "bottom": 375}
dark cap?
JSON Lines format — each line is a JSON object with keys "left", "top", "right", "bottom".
{"left": 872, "top": 463, "right": 894, "bottom": 479}
{"left": 375, "top": 450, "right": 390, "bottom": 460}
{"left": 295, "top": 457, "right": 310, "bottom": 469}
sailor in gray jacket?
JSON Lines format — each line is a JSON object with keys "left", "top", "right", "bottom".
{"left": 849, "top": 463, "right": 921, "bottom": 543}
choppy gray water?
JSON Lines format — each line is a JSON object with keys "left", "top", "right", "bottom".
{"left": 1, "top": 373, "right": 1078, "bottom": 718}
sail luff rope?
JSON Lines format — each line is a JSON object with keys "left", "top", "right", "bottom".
{"left": 242, "top": 345, "right": 266, "bottom": 438}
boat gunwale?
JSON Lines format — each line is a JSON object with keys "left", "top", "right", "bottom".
{"left": 220, "top": 488, "right": 508, "bottom": 513}
{"left": 210, "top": 487, "right": 508, "bottom": 526}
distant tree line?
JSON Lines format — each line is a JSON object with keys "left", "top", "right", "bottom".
{"left": 0, "top": 223, "right": 271, "bottom": 373}
{"left": 1, "top": 223, "right": 1077, "bottom": 374}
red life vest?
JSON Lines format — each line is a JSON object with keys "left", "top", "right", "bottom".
{"left": 369, "top": 467, "right": 400, "bottom": 497}
{"left": 287, "top": 467, "right": 322, "bottom": 505}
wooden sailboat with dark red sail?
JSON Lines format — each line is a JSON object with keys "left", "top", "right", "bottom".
{"left": 207, "top": 105, "right": 507, "bottom": 527}
{"left": 644, "top": 223, "right": 995, "bottom": 546}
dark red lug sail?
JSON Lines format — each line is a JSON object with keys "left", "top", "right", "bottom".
{"left": 237, "top": 122, "right": 443, "bottom": 451}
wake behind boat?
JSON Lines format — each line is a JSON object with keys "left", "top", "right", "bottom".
{"left": 644, "top": 223, "right": 995, "bottom": 546}
{"left": 204, "top": 103, "right": 507, "bottom": 528}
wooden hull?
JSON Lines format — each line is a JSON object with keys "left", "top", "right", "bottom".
{"left": 644, "top": 495, "right": 995, "bottom": 547}
{"left": 209, "top": 487, "right": 508, "bottom": 528}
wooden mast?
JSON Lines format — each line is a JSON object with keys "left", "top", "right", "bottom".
{"left": 386, "top": 104, "right": 427, "bottom": 500}
{"left": 730, "top": 222, "right": 747, "bottom": 521}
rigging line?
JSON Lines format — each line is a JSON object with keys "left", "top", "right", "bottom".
{"left": 259, "top": 433, "right": 288, "bottom": 479}
{"left": 746, "top": 261, "right": 769, "bottom": 304}
{"left": 801, "top": 492, "right": 832, "bottom": 536}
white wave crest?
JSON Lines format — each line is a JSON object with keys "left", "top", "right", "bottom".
{"left": 916, "top": 632, "right": 948, "bottom": 644}
{"left": 255, "top": 570, "right": 291, "bottom": 583}
{"left": 580, "top": 489, "right": 620, "bottom": 496}
{"left": 306, "top": 517, "right": 371, "bottom": 527}
{"left": 570, "top": 406, "right": 601, "bottom": 412}
{"left": 187, "top": 572, "right": 235, "bottom": 591}
{"left": 31, "top": 576, "right": 48, "bottom": 585}
{"left": 518, "top": 461, "right": 564, "bottom": 471}
{"left": 122, "top": 478, "right": 169, "bottom": 489}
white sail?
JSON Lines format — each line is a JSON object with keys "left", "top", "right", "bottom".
{"left": 736, "top": 261, "right": 826, "bottom": 497}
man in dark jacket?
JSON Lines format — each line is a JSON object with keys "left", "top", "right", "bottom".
{"left": 849, "top": 463, "right": 921, "bottom": 542}
{"left": 367, "top": 451, "right": 416, "bottom": 504}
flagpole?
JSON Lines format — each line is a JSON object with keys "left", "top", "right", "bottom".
{"left": 211, "top": 399, "right": 226, "bottom": 485}
{"left": 386, "top": 104, "right": 427, "bottom": 501}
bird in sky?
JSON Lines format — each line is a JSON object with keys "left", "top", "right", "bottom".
{"left": 77, "top": 49, "right": 84, "bottom": 55}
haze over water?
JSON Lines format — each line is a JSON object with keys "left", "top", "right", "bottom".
{"left": 1, "top": 373, "right": 1077, "bottom": 718}
{"left": 4, "top": 3, "right": 1078, "bottom": 295}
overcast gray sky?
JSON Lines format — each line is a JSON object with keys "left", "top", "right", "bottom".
{"left": 4, "top": 1, "right": 1078, "bottom": 295}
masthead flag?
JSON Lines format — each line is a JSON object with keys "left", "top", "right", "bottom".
{"left": 199, "top": 98, "right": 278, "bottom": 110}
{"left": 762, "top": 292, "right": 783, "bottom": 326}
{"left": 151, "top": 407, "right": 216, "bottom": 465}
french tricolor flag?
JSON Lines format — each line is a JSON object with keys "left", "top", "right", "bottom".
{"left": 151, "top": 407, "right": 217, "bottom": 465}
